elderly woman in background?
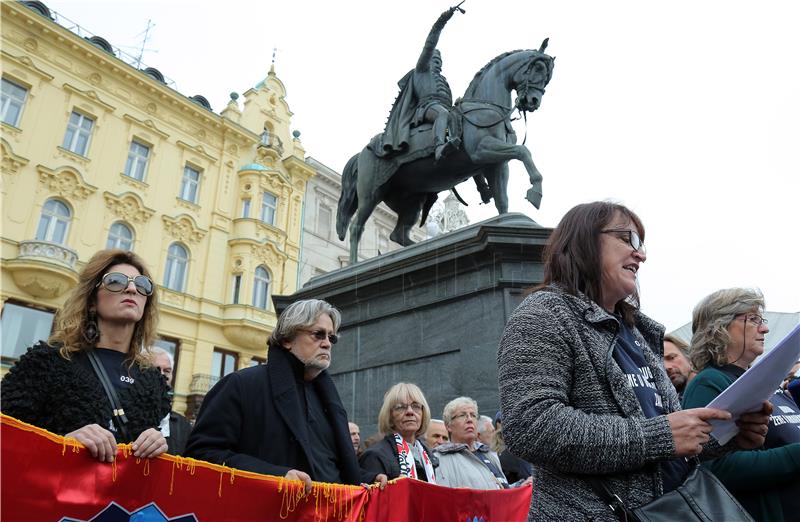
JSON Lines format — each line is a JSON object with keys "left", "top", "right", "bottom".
{"left": 497, "top": 201, "right": 771, "bottom": 520}
{"left": 433, "top": 396, "right": 509, "bottom": 489}
{"left": 683, "top": 288, "right": 800, "bottom": 521}
{"left": 359, "top": 382, "right": 437, "bottom": 482}
{"left": 1, "top": 249, "right": 170, "bottom": 462}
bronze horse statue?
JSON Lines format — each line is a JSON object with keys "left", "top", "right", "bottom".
{"left": 337, "top": 42, "right": 554, "bottom": 263}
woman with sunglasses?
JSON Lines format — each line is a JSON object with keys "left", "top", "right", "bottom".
{"left": 1, "top": 249, "right": 170, "bottom": 463}
{"left": 359, "top": 382, "right": 437, "bottom": 483}
{"left": 683, "top": 288, "right": 800, "bottom": 521}
{"left": 496, "top": 201, "right": 771, "bottom": 521}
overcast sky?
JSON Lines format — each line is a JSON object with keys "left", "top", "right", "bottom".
{"left": 43, "top": 0, "right": 799, "bottom": 331}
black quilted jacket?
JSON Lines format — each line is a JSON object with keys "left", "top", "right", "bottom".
{"left": 1, "top": 342, "right": 170, "bottom": 443}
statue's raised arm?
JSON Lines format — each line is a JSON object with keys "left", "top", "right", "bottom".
{"left": 375, "top": 4, "right": 464, "bottom": 161}
{"left": 340, "top": 0, "right": 555, "bottom": 264}
{"left": 416, "top": 4, "right": 464, "bottom": 72}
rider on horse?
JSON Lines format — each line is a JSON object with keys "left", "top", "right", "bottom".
{"left": 377, "top": 4, "right": 464, "bottom": 162}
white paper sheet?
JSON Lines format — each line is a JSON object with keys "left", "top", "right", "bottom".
{"left": 706, "top": 323, "right": 800, "bottom": 445}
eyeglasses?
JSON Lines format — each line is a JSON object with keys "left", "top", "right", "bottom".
{"left": 601, "top": 229, "right": 646, "bottom": 255}
{"left": 96, "top": 272, "right": 153, "bottom": 296}
{"left": 392, "top": 402, "right": 423, "bottom": 413}
{"left": 298, "top": 328, "right": 339, "bottom": 344}
{"left": 451, "top": 411, "right": 478, "bottom": 422}
{"left": 735, "top": 314, "right": 768, "bottom": 327}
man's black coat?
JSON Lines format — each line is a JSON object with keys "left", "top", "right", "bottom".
{"left": 184, "top": 346, "right": 375, "bottom": 484}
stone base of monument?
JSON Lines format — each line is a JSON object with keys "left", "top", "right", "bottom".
{"left": 273, "top": 212, "right": 551, "bottom": 435}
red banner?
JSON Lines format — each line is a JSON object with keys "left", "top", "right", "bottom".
{"left": 0, "top": 414, "right": 531, "bottom": 521}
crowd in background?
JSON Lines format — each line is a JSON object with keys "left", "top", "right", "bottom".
{"left": 2, "top": 200, "right": 799, "bottom": 522}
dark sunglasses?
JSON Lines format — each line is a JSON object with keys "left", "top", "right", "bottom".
{"left": 96, "top": 272, "right": 154, "bottom": 296}
{"left": 298, "top": 328, "right": 338, "bottom": 344}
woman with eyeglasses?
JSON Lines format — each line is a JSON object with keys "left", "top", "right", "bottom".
{"left": 496, "top": 201, "right": 771, "bottom": 521}
{"left": 358, "top": 382, "right": 437, "bottom": 482}
{"left": 433, "top": 396, "right": 511, "bottom": 489}
{"left": 682, "top": 288, "right": 800, "bottom": 521}
{"left": 1, "top": 249, "right": 170, "bottom": 463}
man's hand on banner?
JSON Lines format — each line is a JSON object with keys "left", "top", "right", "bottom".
{"left": 285, "top": 469, "right": 313, "bottom": 495}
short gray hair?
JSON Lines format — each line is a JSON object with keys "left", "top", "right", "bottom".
{"left": 477, "top": 415, "right": 494, "bottom": 433}
{"left": 147, "top": 345, "right": 173, "bottom": 367}
{"left": 689, "top": 288, "right": 765, "bottom": 371}
{"left": 442, "top": 396, "right": 479, "bottom": 426}
{"left": 268, "top": 299, "right": 341, "bottom": 350}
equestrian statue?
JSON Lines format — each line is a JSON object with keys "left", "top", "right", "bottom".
{"left": 336, "top": 3, "right": 554, "bottom": 263}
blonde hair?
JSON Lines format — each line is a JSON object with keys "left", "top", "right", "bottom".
{"left": 689, "top": 288, "right": 764, "bottom": 371}
{"left": 49, "top": 249, "right": 158, "bottom": 365}
{"left": 377, "top": 382, "right": 431, "bottom": 438}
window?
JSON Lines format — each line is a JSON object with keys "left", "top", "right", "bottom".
{"left": 179, "top": 165, "right": 200, "bottom": 203}
{"left": 211, "top": 348, "right": 238, "bottom": 379}
{"left": 316, "top": 205, "right": 332, "bottom": 239}
{"left": 252, "top": 266, "right": 270, "bottom": 310}
{"left": 35, "top": 199, "right": 71, "bottom": 244}
{"left": 62, "top": 111, "right": 94, "bottom": 156}
{"left": 260, "top": 192, "right": 277, "bottom": 225}
{"left": 1, "top": 302, "right": 55, "bottom": 361}
{"left": 164, "top": 243, "right": 188, "bottom": 292}
{"left": 106, "top": 222, "right": 134, "bottom": 250}
{"left": 241, "top": 198, "right": 251, "bottom": 219}
{"left": 124, "top": 140, "right": 150, "bottom": 181}
{"left": 231, "top": 274, "right": 241, "bottom": 304}
{"left": 1, "top": 78, "right": 27, "bottom": 127}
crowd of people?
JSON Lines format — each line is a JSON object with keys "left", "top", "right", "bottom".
{"left": 2, "top": 199, "right": 799, "bottom": 522}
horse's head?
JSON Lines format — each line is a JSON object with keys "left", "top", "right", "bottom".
{"left": 512, "top": 39, "right": 555, "bottom": 113}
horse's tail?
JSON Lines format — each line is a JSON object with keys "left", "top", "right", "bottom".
{"left": 336, "top": 153, "right": 359, "bottom": 241}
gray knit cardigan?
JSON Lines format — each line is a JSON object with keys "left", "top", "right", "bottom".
{"left": 497, "top": 286, "right": 726, "bottom": 521}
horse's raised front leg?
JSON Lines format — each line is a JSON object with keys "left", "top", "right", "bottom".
{"left": 471, "top": 136, "right": 543, "bottom": 209}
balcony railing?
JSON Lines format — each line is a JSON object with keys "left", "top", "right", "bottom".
{"left": 18, "top": 240, "right": 78, "bottom": 269}
{"left": 189, "top": 373, "right": 220, "bottom": 395}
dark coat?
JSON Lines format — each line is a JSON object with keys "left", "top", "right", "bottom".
{"left": 0, "top": 342, "right": 169, "bottom": 443}
{"left": 184, "top": 346, "right": 376, "bottom": 484}
{"left": 359, "top": 434, "right": 438, "bottom": 481}
{"left": 166, "top": 411, "right": 192, "bottom": 456}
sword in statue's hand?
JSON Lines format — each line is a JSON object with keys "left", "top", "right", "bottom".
{"left": 452, "top": 1, "right": 466, "bottom": 14}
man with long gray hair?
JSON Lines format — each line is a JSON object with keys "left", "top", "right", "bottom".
{"left": 185, "top": 299, "right": 387, "bottom": 493}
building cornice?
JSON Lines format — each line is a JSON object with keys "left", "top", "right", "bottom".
{"left": 0, "top": 50, "right": 54, "bottom": 82}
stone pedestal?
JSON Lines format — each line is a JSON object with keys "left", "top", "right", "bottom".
{"left": 274, "top": 213, "right": 552, "bottom": 436}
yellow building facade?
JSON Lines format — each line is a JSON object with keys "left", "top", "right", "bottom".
{"left": 1, "top": 1, "right": 315, "bottom": 417}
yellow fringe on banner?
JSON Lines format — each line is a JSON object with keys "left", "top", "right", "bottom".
{"left": 2, "top": 414, "right": 367, "bottom": 521}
